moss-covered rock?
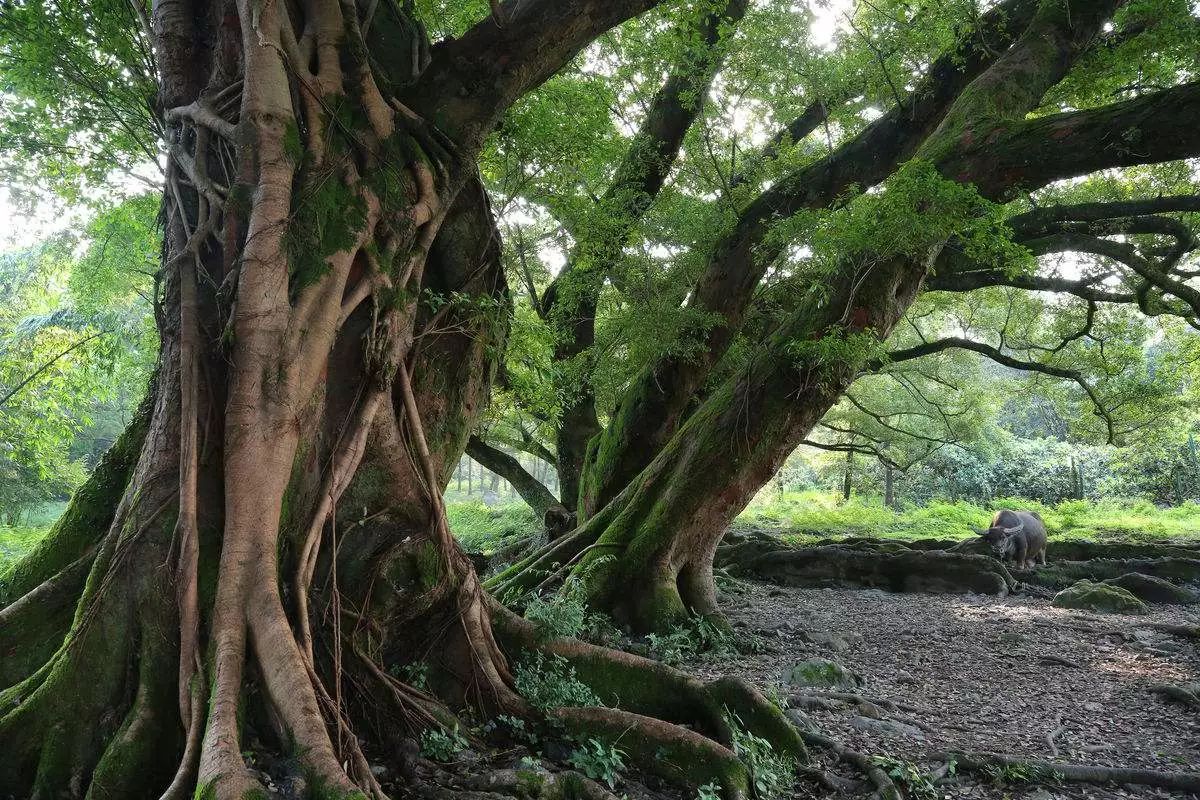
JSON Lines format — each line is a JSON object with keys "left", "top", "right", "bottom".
{"left": 1052, "top": 580, "right": 1148, "bottom": 615}
{"left": 1101, "top": 573, "right": 1199, "bottom": 605}
{"left": 783, "top": 659, "right": 861, "bottom": 690}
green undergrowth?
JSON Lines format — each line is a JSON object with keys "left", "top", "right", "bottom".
{"left": 738, "top": 489, "right": 1200, "bottom": 545}
{"left": 445, "top": 501, "right": 541, "bottom": 554}
{"left": 0, "top": 525, "right": 49, "bottom": 571}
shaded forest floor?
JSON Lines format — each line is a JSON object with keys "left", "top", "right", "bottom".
{"left": 685, "top": 579, "right": 1200, "bottom": 799}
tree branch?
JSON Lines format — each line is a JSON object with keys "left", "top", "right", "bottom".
{"left": 945, "top": 81, "right": 1200, "bottom": 198}
{"left": 466, "top": 435, "right": 563, "bottom": 520}
{"left": 410, "top": 0, "right": 667, "bottom": 151}
{"left": 880, "top": 337, "right": 1116, "bottom": 443}
{"left": 0, "top": 331, "right": 107, "bottom": 409}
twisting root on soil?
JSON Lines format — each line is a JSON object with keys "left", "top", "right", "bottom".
{"left": 799, "top": 730, "right": 901, "bottom": 800}
{"left": 937, "top": 750, "right": 1200, "bottom": 792}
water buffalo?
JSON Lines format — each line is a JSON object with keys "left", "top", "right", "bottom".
{"left": 974, "top": 509, "right": 1047, "bottom": 569}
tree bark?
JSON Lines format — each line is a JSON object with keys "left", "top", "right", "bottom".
{"left": 4, "top": 1, "right": 806, "bottom": 796}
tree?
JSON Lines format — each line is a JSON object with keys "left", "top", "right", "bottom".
{"left": 493, "top": 0, "right": 1200, "bottom": 632}
{"left": 3, "top": 1, "right": 1200, "bottom": 797}
{"left": 0, "top": 1, "right": 805, "bottom": 798}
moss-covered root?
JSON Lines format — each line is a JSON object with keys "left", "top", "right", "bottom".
{"left": 0, "top": 555, "right": 180, "bottom": 799}
{"left": 0, "top": 553, "right": 93, "bottom": 687}
{"left": 554, "top": 706, "right": 751, "bottom": 799}
{"left": 428, "top": 766, "right": 623, "bottom": 800}
{"left": 459, "top": 766, "right": 623, "bottom": 799}
{"left": 492, "top": 602, "right": 807, "bottom": 761}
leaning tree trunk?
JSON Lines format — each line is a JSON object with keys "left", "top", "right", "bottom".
{"left": 493, "top": 244, "right": 934, "bottom": 632}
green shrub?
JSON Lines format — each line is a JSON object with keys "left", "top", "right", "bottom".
{"left": 872, "top": 756, "right": 942, "bottom": 800}
{"left": 739, "top": 489, "right": 1200, "bottom": 544}
{"left": 419, "top": 727, "right": 469, "bottom": 762}
{"left": 728, "top": 712, "right": 794, "bottom": 799}
{"left": 567, "top": 738, "right": 626, "bottom": 788}
{"left": 645, "top": 615, "right": 737, "bottom": 665}
{"left": 513, "top": 652, "right": 600, "bottom": 711}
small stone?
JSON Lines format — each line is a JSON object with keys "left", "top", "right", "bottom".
{"left": 848, "top": 715, "right": 925, "bottom": 739}
{"left": 785, "top": 708, "right": 817, "bottom": 732}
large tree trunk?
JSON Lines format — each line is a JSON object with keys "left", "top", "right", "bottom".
{"left": 574, "top": 0, "right": 1044, "bottom": 519}
{"left": 0, "top": 2, "right": 807, "bottom": 797}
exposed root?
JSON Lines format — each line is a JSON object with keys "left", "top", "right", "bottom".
{"left": 1143, "top": 622, "right": 1200, "bottom": 639}
{"left": 789, "top": 690, "right": 934, "bottom": 732}
{"left": 553, "top": 706, "right": 751, "bottom": 799}
{"left": 1045, "top": 712, "right": 1067, "bottom": 758}
{"left": 799, "top": 730, "right": 901, "bottom": 800}
{"left": 1150, "top": 682, "right": 1200, "bottom": 708}
{"left": 490, "top": 600, "right": 807, "bottom": 796}
{"left": 460, "top": 768, "right": 621, "bottom": 800}
{"left": 939, "top": 750, "right": 1200, "bottom": 792}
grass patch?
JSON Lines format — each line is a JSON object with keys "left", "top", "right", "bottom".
{"left": 738, "top": 489, "right": 1200, "bottom": 544}
{"left": 0, "top": 525, "right": 50, "bottom": 572}
{"left": 446, "top": 501, "right": 541, "bottom": 554}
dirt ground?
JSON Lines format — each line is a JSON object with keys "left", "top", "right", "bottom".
{"left": 690, "top": 580, "right": 1200, "bottom": 800}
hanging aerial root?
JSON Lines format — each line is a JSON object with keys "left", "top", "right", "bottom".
{"left": 937, "top": 750, "right": 1200, "bottom": 792}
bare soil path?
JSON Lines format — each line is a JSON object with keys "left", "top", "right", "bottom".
{"left": 690, "top": 581, "right": 1200, "bottom": 799}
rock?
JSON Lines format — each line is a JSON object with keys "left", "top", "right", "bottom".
{"left": 785, "top": 708, "right": 817, "bottom": 732}
{"left": 783, "top": 658, "right": 861, "bottom": 690}
{"left": 796, "top": 630, "right": 862, "bottom": 652}
{"left": 848, "top": 715, "right": 925, "bottom": 739}
{"left": 1052, "top": 580, "right": 1148, "bottom": 615}
{"left": 1026, "top": 788, "right": 1060, "bottom": 800}
{"left": 1101, "top": 572, "right": 1199, "bottom": 605}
